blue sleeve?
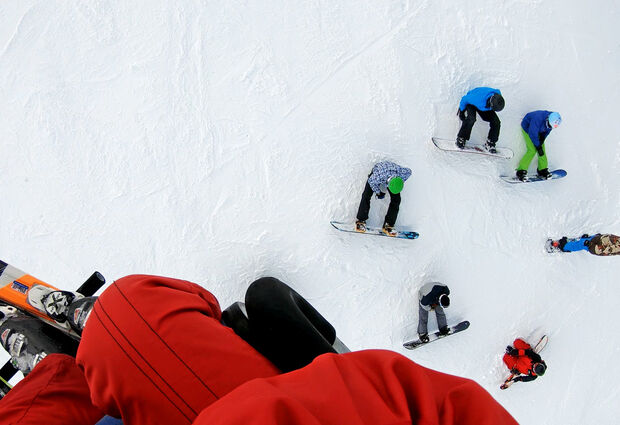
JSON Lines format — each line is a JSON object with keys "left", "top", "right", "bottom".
{"left": 527, "top": 114, "right": 544, "bottom": 147}
{"left": 458, "top": 94, "right": 470, "bottom": 111}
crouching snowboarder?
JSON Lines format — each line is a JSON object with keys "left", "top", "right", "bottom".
{"left": 516, "top": 110, "right": 562, "bottom": 181}
{"left": 417, "top": 282, "right": 450, "bottom": 343}
{"left": 501, "top": 338, "right": 547, "bottom": 388}
{"left": 456, "top": 87, "right": 505, "bottom": 152}
{"left": 355, "top": 161, "right": 412, "bottom": 236}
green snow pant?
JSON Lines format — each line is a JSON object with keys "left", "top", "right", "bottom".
{"left": 517, "top": 129, "right": 548, "bottom": 171}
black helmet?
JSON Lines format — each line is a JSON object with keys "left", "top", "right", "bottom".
{"left": 488, "top": 93, "right": 505, "bottom": 111}
{"left": 439, "top": 294, "right": 450, "bottom": 308}
{"left": 533, "top": 362, "right": 547, "bottom": 376}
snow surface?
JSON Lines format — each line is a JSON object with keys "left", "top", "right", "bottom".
{"left": 1, "top": 1, "right": 619, "bottom": 423}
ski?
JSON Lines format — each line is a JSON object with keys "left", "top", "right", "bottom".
{"left": 500, "top": 334, "right": 548, "bottom": 390}
{"left": 330, "top": 221, "right": 419, "bottom": 240}
{"left": 432, "top": 137, "right": 513, "bottom": 159}
{"left": 403, "top": 320, "right": 470, "bottom": 349}
{"left": 0, "top": 261, "right": 105, "bottom": 398}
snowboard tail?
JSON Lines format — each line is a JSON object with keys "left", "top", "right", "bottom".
{"left": 432, "top": 137, "right": 513, "bottom": 159}
{"left": 403, "top": 320, "right": 470, "bottom": 349}
{"left": 330, "top": 221, "right": 419, "bottom": 240}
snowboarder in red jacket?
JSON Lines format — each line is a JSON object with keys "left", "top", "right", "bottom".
{"left": 502, "top": 338, "right": 547, "bottom": 385}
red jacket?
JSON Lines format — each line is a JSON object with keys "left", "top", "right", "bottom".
{"left": 503, "top": 338, "right": 536, "bottom": 375}
{"left": 0, "top": 275, "right": 518, "bottom": 425}
{"left": 194, "top": 349, "right": 518, "bottom": 425}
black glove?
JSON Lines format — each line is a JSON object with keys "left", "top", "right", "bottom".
{"left": 376, "top": 192, "right": 385, "bottom": 199}
{"left": 536, "top": 145, "right": 545, "bottom": 156}
{"left": 505, "top": 346, "right": 514, "bottom": 354}
{"left": 458, "top": 109, "right": 466, "bottom": 120}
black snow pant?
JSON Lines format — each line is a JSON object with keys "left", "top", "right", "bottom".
{"left": 356, "top": 180, "right": 401, "bottom": 227}
{"left": 457, "top": 104, "right": 501, "bottom": 143}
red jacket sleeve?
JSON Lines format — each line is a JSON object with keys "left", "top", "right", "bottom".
{"left": 192, "top": 350, "right": 518, "bottom": 425}
{"left": 0, "top": 354, "right": 103, "bottom": 425}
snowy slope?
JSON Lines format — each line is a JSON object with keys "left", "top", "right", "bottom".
{"left": 1, "top": 0, "right": 619, "bottom": 423}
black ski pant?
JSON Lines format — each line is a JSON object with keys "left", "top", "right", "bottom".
{"left": 356, "top": 180, "right": 401, "bottom": 227}
{"left": 457, "top": 104, "right": 501, "bottom": 143}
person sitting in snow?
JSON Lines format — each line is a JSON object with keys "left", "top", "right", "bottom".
{"left": 355, "top": 161, "right": 411, "bottom": 236}
{"left": 456, "top": 87, "right": 505, "bottom": 152}
{"left": 516, "top": 110, "right": 562, "bottom": 181}
{"left": 501, "top": 338, "right": 547, "bottom": 388}
{"left": 417, "top": 282, "right": 450, "bottom": 343}
{"left": 554, "top": 233, "right": 620, "bottom": 256}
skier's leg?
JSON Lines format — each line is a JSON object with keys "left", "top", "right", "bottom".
{"left": 478, "top": 110, "right": 501, "bottom": 143}
{"left": 589, "top": 234, "right": 620, "bottom": 256}
{"left": 457, "top": 105, "right": 477, "bottom": 141}
{"left": 384, "top": 192, "right": 401, "bottom": 227}
{"left": 0, "top": 354, "right": 104, "bottom": 425}
{"left": 239, "top": 277, "right": 340, "bottom": 373}
{"left": 356, "top": 180, "right": 374, "bottom": 222}
{"left": 417, "top": 305, "right": 429, "bottom": 335}
{"left": 435, "top": 306, "right": 447, "bottom": 330}
{"left": 536, "top": 143, "right": 548, "bottom": 170}
{"left": 517, "top": 130, "right": 537, "bottom": 171}
{"left": 77, "top": 275, "right": 279, "bottom": 425}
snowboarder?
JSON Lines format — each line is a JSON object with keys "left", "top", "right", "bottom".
{"left": 502, "top": 338, "right": 547, "bottom": 386}
{"left": 417, "top": 282, "right": 450, "bottom": 343}
{"left": 516, "top": 110, "right": 562, "bottom": 181}
{"left": 456, "top": 87, "right": 505, "bottom": 152}
{"left": 0, "top": 274, "right": 519, "bottom": 425}
{"left": 552, "top": 233, "right": 620, "bottom": 256}
{"left": 355, "top": 161, "right": 412, "bottom": 236}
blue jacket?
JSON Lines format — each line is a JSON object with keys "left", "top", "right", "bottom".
{"left": 458, "top": 87, "right": 501, "bottom": 112}
{"left": 521, "top": 110, "right": 553, "bottom": 147}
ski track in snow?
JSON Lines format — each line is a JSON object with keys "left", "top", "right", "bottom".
{"left": 1, "top": 0, "right": 620, "bottom": 423}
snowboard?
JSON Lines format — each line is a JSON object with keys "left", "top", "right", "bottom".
{"left": 500, "top": 334, "right": 548, "bottom": 390}
{"left": 330, "top": 221, "right": 419, "bottom": 240}
{"left": 500, "top": 169, "right": 567, "bottom": 184}
{"left": 0, "top": 260, "right": 105, "bottom": 396}
{"left": 432, "top": 137, "right": 513, "bottom": 159}
{"left": 403, "top": 320, "right": 470, "bottom": 350}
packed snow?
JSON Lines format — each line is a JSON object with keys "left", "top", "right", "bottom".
{"left": 1, "top": 1, "right": 619, "bottom": 423}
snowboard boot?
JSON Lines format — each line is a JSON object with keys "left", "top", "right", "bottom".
{"left": 355, "top": 220, "right": 367, "bottom": 233}
{"left": 66, "top": 296, "right": 98, "bottom": 335}
{"left": 516, "top": 169, "right": 527, "bottom": 181}
{"left": 455, "top": 137, "right": 466, "bottom": 149}
{"left": 382, "top": 222, "right": 397, "bottom": 237}
{"left": 419, "top": 333, "right": 430, "bottom": 343}
{"left": 537, "top": 168, "right": 552, "bottom": 179}
{"left": 439, "top": 326, "right": 450, "bottom": 336}
{"left": 484, "top": 139, "right": 497, "bottom": 154}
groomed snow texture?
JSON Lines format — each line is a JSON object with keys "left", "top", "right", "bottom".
{"left": 1, "top": 1, "right": 619, "bottom": 423}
